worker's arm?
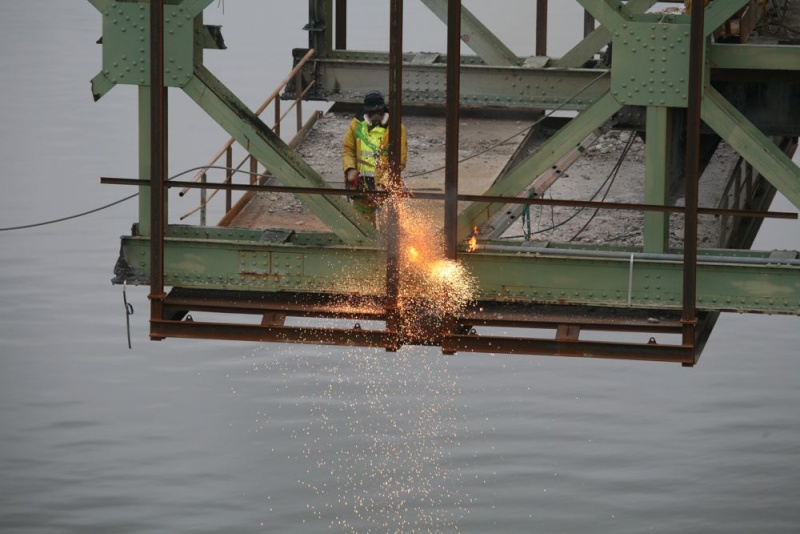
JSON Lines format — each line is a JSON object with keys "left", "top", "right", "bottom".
{"left": 341, "top": 119, "right": 359, "bottom": 174}
{"left": 399, "top": 124, "right": 408, "bottom": 172}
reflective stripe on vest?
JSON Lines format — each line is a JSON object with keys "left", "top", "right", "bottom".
{"left": 354, "top": 121, "right": 388, "bottom": 175}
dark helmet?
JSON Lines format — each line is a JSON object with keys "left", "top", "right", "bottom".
{"left": 363, "top": 90, "right": 386, "bottom": 113}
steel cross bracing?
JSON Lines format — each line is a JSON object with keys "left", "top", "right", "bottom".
{"left": 92, "top": 0, "right": 800, "bottom": 364}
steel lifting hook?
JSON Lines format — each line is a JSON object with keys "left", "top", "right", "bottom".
{"left": 123, "top": 281, "right": 134, "bottom": 349}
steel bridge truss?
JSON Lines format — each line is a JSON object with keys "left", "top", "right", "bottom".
{"left": 92, "top": 0, "right": 800, "bottom": 365}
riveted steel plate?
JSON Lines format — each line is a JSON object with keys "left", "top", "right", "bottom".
{"left": 611, "top": 21, "right": 696, "bottom": 108}
{"left": 100, "top": 1, "right": 195, "bottom": 88}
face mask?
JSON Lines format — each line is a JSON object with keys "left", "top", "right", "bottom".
{"left": 365, "top": 111, "right": 387, "bottom": 126}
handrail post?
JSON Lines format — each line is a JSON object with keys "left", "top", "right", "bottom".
{"left": 274, "top": 98, "right": 281, "bottom": 138}
{"left": 225, "top": 146, "right": 232, "bottom": 212}
{"left": 148, "top": 0, "right": 167, "bottom": 339}
{"left": 200, "top": 171, "right": 207, "bottom": 226}
{"left": 250, "top": 155, "right": 258, "bottom": 185}
{"left": 295, "top": 70, "right": 303, "bottom": 133}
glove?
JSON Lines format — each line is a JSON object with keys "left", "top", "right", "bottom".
{"left": 346, "top": 169, "right": 360, "bottom": 189}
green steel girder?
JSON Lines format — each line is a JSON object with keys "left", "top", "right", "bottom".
{"left": 182, "top": 65, "right": 378, "bottom": 244}
{"left": 553, "top": 0, "right": 656, "bottom": 68}
{"left": 299, "top": 53, "right": 610, "bottom": 110}
{"left": 419, "top": 0, "right": 519, "bottom": 66}
{"left": 117, "top": 235, "right": 800, "bottom": 315}
{"left": 456, "top": 91, "right": 622, "bottom": 239}
{"left": 711, "top": 43, "right": 800, "bottom": 71}
{"left": 89, "top": 0, "right": 216, "bottom": 100}
{"left": 643, "top": 105, "right": 670, "bottom": 253}
{"left": 701, "top": 85, "right": 800, "bottom": 210}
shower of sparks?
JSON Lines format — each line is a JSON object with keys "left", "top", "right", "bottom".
{"left": 242, "top": 178, "right": 483, "bottom": 530}
{"left": 247, "top": 343, "right": 471, "bottom": 532}
{"left": 382, "top": 187, "right": 477, "bottom": 339}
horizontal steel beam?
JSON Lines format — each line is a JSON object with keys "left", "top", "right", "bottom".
{"left": 116, "top": 234, "right": 800, "bottom": 315}
{"left": 296, "top": 51, "right": 610, "bottom": 110}
{"left": 293, "top": 43, "right": 800, "bottom": 110}
{"left": 441, "top": 334, "right": 695, "bottom": 364}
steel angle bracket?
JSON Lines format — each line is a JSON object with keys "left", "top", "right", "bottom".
{"left": 88, "top": 0, "right": 216, "bottom": 100}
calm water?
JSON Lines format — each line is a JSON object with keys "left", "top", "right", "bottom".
{"left": 1, "top": 2, "right": 799, "bottom": 532}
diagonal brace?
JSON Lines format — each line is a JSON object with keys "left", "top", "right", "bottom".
{"left": 456, "top": 91, "right": 622, "bottom": 239}
{"left": 576, "top": 0, "right": 635, "bottom": 33}
{"left": 420, "top": 0, "right": 518, "bottom": 66}
{"left": 701, "top": 85, "right": 800, "bottom": 210}
{"left": 183, "top": 66, "right": 378, "bottom": 244}
{"left": 554, "top": 0, "right": 655, "bottom": 68}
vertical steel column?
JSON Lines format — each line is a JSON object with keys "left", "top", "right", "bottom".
{"left": 445, "top": 0, "right": 461, "bottom": 260}
{"left": 644, "top": 106, "right": 671, "bottom": 253}
{"left": 386, "top": 0, "right": 404, "bottom": 347}
{"left": 335, "top": 0, "right": 347, "bottom": 50}
{"left": 536, "top": 0, "right": 548, "bottom": 57}
{"left": 149, "top": 0, "right": 167, "bottom": 339}
{"left": 682, "top": 0, "right": 705, "bottom": 357}
{"left": 583, "top": 10, "right": 595, "bottom": 37}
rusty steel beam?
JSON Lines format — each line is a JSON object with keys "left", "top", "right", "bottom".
{"left": 149, "top": 0, "right": 167, "bottom": 340}
{"left": 335, "top": 0, "right": 346, "bottom": 50}
{"left": 441, "top": 334, "right": 695, "bottom": 364}
{"left": 536, "top": 0, "right": 548, "bottom": 56}
{"left": 152, "top": 319, "right": 398, "bottom": 348}
{"left": 101, "top": 177, "right": 798, "bottom": 220}
{"left": 153, "top": 288, "right": 705, "bottom": 363}
{"left": 682, "top": 0, "right": 706, "bottom": 350}
{"left": 385, "top": 0, "right": 404, "bottom": 346}
{"left": 445, "top": 0, "right": 461, "bottom": 260}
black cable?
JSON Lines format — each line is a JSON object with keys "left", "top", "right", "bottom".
{"left": 406, "top": 70, "right": 610, "bottom": 179}
{"left": 567, "top": 133, "right": 635, "bottom": 242}
{"left": 0, "top": 165, "right": 255, "bottom": 232}
{"left": 502, "top": 132, "right": 635, "bottom": 240}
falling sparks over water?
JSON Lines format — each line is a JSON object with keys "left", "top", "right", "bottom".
{"left": 247, "top": 344, "right": 470, "bottom": 532}
{"left": 243, "top": 184, "right": 480, "bottom": 530}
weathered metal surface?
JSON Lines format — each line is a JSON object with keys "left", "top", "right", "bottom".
{"left": 182, "top": 66, "right": 377, "bottom": 244}
{"left": 420, "top": 0, "right": 519, "bottom": 66}
{"left": 92, "top": 0, "right": 800, "bottom": 361}
{"left": 115, "top": 235, "right": 800, "bottom": 315}
{"left": 456, "top": 91, "right": 621, "bottom": 239}
{"left": 701, "top": 86, "right": 800, "bottom": 211}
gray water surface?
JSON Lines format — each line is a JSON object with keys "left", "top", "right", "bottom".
{"left": 2, "top": 2, "right": 799, "bottom": 532}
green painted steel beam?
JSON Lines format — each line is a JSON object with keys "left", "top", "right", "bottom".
{"left": 182, "top": 66, "right": 378, "bottom": 244}
{"left": 117, "top": 235, "right": 800, "bottom": 315}
{"left": 463, "top": 249, "right": 800, "bottom": 315}
{"left": 420, "top": 0, "right": 519, "bottom": 66}
{"left": 120, "top": 235, "right": 385, "bottom": 294}
{"left": 644, "top": 106, "right": 670, "bottom": 253}
{"left": 704, "top": 0, "right": 749, "bottom": 37}
{"left": 553, "top": 0, "right": 655, "bottom": 68}
{"left": 302, "top": 56, "right": 610, "bottom": 110}
{"left": 711, "top": 43, "right": 800, "bottom": 71}
{"left": 577, "top": 0, "right": 636, "bottom": 32}
{"left": 88, "top": 0, "right": 221, "bottom": 98}
{"left": 456, "top": 91, "right": 621, "bottom": 240}
{"left": 701, "top": 86, "right": 800, "bottom": 210}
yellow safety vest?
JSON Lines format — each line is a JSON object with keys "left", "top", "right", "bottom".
{"left": 354, "top": 120, "right": 388, "bottom": 177}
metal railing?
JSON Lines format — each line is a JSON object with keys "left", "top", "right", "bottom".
{"left": 178, "top": 48, "right": 318, "bottom": 225}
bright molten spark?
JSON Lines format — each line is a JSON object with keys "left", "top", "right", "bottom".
{"left": 466, "top": 226, "right": 479, "bottom": 252}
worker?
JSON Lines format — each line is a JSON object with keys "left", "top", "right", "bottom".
{"left": 341, "top": 90, "right": 408, "bottom": 224}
